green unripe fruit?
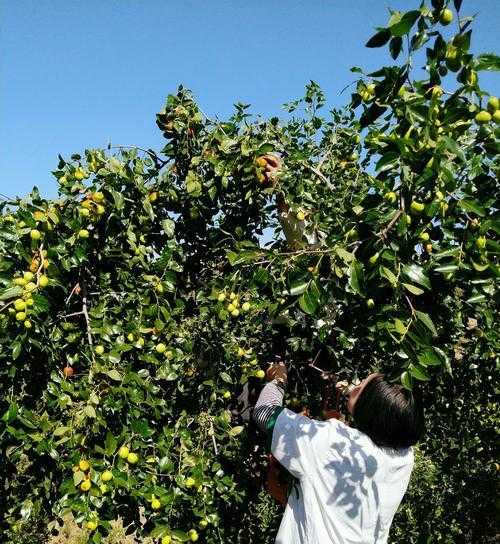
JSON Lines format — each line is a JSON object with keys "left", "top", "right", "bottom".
{"left": 384, "top": 191, "right": 397, "bottom": 203}
{"left": 254, "top": 370, "right": 266, "bottom": 379}
{"left": 346, "top": 228, "right": 358, "bottom": 241}
{"left": 24, "top": 282, "right": 37, "bottom": 293}
{"left": 79, "top": 208, "right": 90, "bottom": 217}
{"left": 217, "top": 292, "right": 226, "bottom": 302}
{"left": 410, "top": 201, "right": 425, "bottom": 214}
{"left": 185, "top": 477, "right": 196, "bottom": 488}
{"left": 94, "top": 345, "right": 105, "bottom": 355}
{"left": 30, "top": 229, "right": 41, "bottom": 240}
{"left": 439, "top": 8, "right": 453, "bottom": 25}
{"left": 78, "top": 229, "right": 90, "bottom": 238}
{"left": 15, "top": 312, "right": 27, "bottom": 321}
{"left": 101, "top": 470, "right": 113, "bottom": 482}
{"left": 14, "top": 299, "right": 26, "bottom": 311}
{"left": 86, "top": 521, "right": 98, "bottom": 531}
{"left": 487, "top": 96, "right": 499, "bottom": 113}
{"left": 155, "top": 343, "right": 166, "bottom": 354}
{"left": 475, "top": 111, "right": 491, "bottom": 124}
{"left": 492, "top": 110, "right": 500, "bottom": 124}
{"left": 369, "top": 253, "right": 380, "bottom": 265}
{"left": 241, "top": 301, "right": 251, "bottom": 311}
{"left": 127, "top": 333, "right": 134, "bottom": 342}
{"left": 118, "top": 446, "right": 129, "bottom": 459}
{"left": 419, "top": 232, "right": 430, "bottom": 241}
{"left": 366, "top": 299, "right": 375, "bottom": 309}
{"left": 199, "top": 519, "right": 209, "bottom": 529}
{"left": 24, "top": 320, "right": 32, "bottom": 329}
{"left": 476, "top": 236, "right": 486, "bottom": 249}
{"left": 126, "top": 452, "right": 139, "bottom": 464}
{"left": 151, "top": 498, "right": 161, "bottom": 510}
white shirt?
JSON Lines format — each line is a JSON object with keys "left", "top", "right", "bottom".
{"left": 271, "top": 408, "right": 414, "bottom": 544}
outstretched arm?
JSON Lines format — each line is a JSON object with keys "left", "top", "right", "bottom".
{"left": 252, "top": 362, "right": 287, "bottom": 434}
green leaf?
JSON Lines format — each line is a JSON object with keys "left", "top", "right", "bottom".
{"left": 401, "top": 264, "right": 431, "bottom": 289}
{"left": 409, "top": 364, "right": 430, "bottom": 381}
{"left": 415, "top": 311, "right": 438, "bottom": 337}
{"left": 12, "top": 341, "right": 22, "bottom": 361}
{"left": 171, "top": 530, "right": 189, "bottom": 542}
{"left": 389, "top": 36, "right": 403, "bottom": 59}
{"left": 380, "top": 265, "right": 398, "bottom": 287}
{"left": 418, "top": 348, "right": 444, "bottom": 366}
{"left": 0, "top": 286, "right": 23, "bottom": 301}
{"left": 466, "top": 294, "right": 486, "bottom": 304}
{"left": 226, "top": 250, "right": 261, "bottom": 266}
{"left": 403, "top": 283, "right": 424, "bottom": 295}
{"left": 289, "top": 279, "right": 309, "bottom": 296}
{"left": 349, "top": 262, "right": 364, "bottom": 295}
{"left": 375, "top": 151, "right": 399, "bottom": 172}
{"left": 389, "top": 10, "right": 420, "bottom": 37}
{"left": 185, "top": 171, "right": 202, "bottom": 197}
{"left": 228, "top": 426, "right": 244, "bottom": 437}
{"left": 434, "top": 264, "right": 459, "bottom": 273}
{"left": 32, "top": 293, "right": 49, "bottom": 312}
{"left": 365, "top": 29, "right": 391, "bottom": 48}
{"left": 298, "top": 281, "right": 320, "bottom": 315}
{"left": 220, "top": 372, "right": 232, "bottom": 383}
{"left": 106, "top": 369, "right": 122, "bottom": 381}
{"left": 53, "top": 426, "right": 69, "bottom": 437}
{"left": 394, "top": 318, "right": 407, "bottom": 335}
{"left": 84, "top": 405, "right": 96, "bottom": 418}
{"left": 400, "top": 371, "right": 413, "bottom": 390}
{"left": 476, "top": 53, "right": 500, "bottom": 71}
{"left": 110, "top": 189, "right": 124, "bottom": 211}
{"left": 73, "top": 470, "right": 85, "bottom": 487}
{"left": 105, "top": 432, "right": 117, "bottom": 455}
{"left": 458, "top": 198, "right": 486, "bottom": 217}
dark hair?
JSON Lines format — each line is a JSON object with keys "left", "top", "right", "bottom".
{"left": 353, "top": 375, "right": 424, "bottom": 449}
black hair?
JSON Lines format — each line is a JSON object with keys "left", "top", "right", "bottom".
{"left": 353, "top": 374, "right": 424, "bottom": 449}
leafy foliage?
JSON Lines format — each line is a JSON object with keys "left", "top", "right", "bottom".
{"left": 0, "top": 1, "right": 498, "bottom": 542}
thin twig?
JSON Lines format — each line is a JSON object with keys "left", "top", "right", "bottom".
{"left": 58, "top": 311, "right": 85, "bottom": 320}
{"left": 377, "top": 209, "right": 403, "bottom": 240}
{"left": 303, "top": 162, "right": 335, "bottom": 191}
{"left": 210, "top": 422, "right": 218, "bottom": 455}
{"left": 405, "top": 295, "right": 416, "bottom": 316}
{"left": 65, "top": 283, "right": 80, "bottom": 305}
{"left": 80, "top": 281, "right": 94, "bottom": 352}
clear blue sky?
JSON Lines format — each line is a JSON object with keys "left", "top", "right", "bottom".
{"left": 1, "top": 0, "right": 498, "bottom": 200}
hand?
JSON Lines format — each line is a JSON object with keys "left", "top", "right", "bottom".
{"left": 336, "top": 380, "right": 359, "bottom": 396}
{"left": 260, "top": 153, "right": 282, "bottom": 185}
{"left": 266, "top": 361, "right": 287, "bottom": 384}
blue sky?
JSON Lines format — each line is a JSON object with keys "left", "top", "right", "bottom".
{"left": 1, "top": 0, "right": 498, "bottom": 200}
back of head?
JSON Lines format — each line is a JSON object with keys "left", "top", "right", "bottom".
{"left": 353, "top": 375, "right": 424, "bottom": 449}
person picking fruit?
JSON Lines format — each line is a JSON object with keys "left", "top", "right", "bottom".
{"left": 253, "top": 361, "right": 424, "bottom": 544}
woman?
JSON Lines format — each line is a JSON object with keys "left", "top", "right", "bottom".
{"left": 253, "top": 363, "right": 424, "bottom": 544}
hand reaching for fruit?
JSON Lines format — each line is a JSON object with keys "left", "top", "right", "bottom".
{"left": 256, "top": 153, "right": 282, "bottom": 186}
{"left": 335, "top": 379, "right": 360, "bottom": 396}
{"left": 266, "top": 361, "right": 287, "bottom": 385}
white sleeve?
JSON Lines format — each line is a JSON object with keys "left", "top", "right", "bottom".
{"left": 270, "top": 408, "right": 329, "bottom": 479}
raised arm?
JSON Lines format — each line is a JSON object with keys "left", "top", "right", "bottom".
{"left": 252, "top": 362, "right": 287, "bottom": 434}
